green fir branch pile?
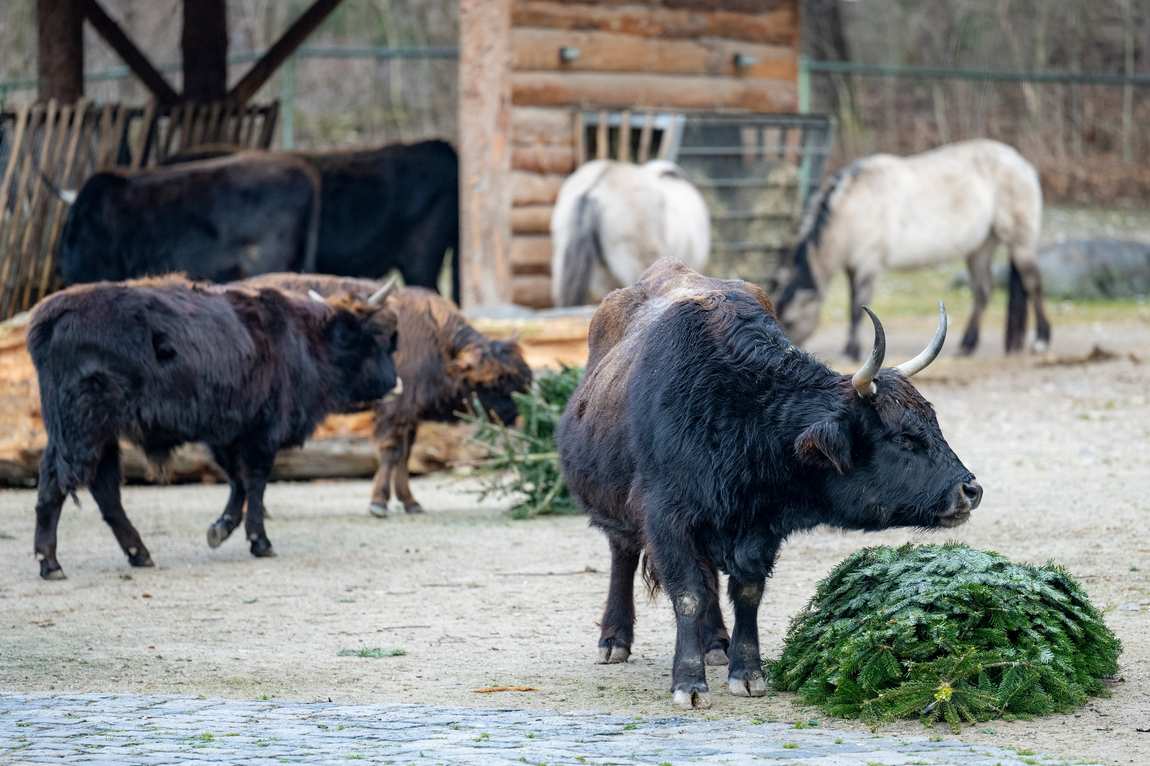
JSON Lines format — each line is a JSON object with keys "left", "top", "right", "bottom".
{"left": 768, "top": 543, "right": 1120, "bottom": 731}
{"left": 468, "top": 365, "right": 583, "bottom": 519}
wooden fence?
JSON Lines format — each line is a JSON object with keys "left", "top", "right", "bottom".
{"left": 0, "top": 99, "right": 278, "bottom": 320}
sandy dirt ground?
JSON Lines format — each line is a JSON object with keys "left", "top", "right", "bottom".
{"left": 1, "top": 313, "right": 1149, "bottom": 765}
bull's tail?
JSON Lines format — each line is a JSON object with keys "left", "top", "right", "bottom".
{"left": 1005, "top": 260, "right": 1029, "bottom": 352}
{"left": 558, "top": 193, "right": 603, "bottom": 306}
{"left": 449, "top": 246, "right": 460, "bottom": 305}
{"left": 640, "top": 550, "right": 661, "bottom": 598}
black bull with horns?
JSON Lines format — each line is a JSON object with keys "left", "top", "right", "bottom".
{"left": 556, "top": 259, "right": 983, "bottom": 709}
{"left": 27, "top": 276, "right": 399, "bottom": 580}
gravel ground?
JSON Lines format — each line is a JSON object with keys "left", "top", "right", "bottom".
{"left": 1, "top": 314, "right": 1147, "bottom": 765}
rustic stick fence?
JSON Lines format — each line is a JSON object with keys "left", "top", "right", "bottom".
{"left": 0, "top": 99, "right": 278, "bottom": 320}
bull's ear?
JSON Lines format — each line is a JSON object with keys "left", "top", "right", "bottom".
{"left": 794, "top": 419, "right": 852, "bottom": 474}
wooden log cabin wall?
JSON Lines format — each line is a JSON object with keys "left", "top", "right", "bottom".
{"left": 460, "top": 0, "right": 800, "bottom": 310}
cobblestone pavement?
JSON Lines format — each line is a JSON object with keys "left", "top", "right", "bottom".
{"left": 0, "top": 694, "right": 1094, "bottom": 765}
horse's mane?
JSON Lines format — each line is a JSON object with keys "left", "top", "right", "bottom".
{"left": 796, "top": 162, "right": 859, "bottom": 255}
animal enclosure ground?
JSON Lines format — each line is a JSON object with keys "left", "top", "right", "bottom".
{"left": 1, "top": 311, "right": 1148, "bottom": 766}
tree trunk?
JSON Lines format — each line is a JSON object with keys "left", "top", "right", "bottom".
{"left": 37, "top": 0, "right": 84, "bottom": 103}
{"left": 182, "top": 0, "right": 229, "bottom": 102}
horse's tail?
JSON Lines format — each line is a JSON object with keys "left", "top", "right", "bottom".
{"left": 796, "top": 162, "right": 859, "bottom": 251}
{"left": 558, "top": 191, "right": 603, "bottom": 306}
{"left": 1006, "top": 260, "right": 1029, "bottom": 352}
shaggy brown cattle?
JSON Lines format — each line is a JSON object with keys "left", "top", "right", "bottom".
{"left": 27, "top": 276, "right": 399, "bottom": 579}
{"left": 245, "top": 274, "right": 532, "bottom": 515}
{"left": 557, "top": 260, "right": 981, "bottom": 708}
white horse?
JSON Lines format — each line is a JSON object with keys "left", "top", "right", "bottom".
{"left": 550, "top": 159, "right": 710, "bottom": 306}
{"left": 771, "top": 139, "right": 1049, "bottom": 358}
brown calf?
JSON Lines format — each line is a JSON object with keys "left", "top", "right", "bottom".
{"left": 245, "top": 274, "right": 532, "bottom": 514}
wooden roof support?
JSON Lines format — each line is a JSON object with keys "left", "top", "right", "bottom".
{"left": 79, "top": 0, "right": 180, "bottom": 105}
{"left": 37, "top": 0, "right": 84, "bottom": 102}
{"left": 182, "top": 0, "right": 229, "bottom": 102}
{"left": 228, "top": 0, "right": 346, "bottom": 105}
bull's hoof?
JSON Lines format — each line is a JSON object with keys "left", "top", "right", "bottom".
{"left": 727, "top": 670, "right": 767, "bottom": 698}
{"left": 368, "top": 503, "right": 390, "bottom": 518}
{"left": 404, "top": 503, "right": 425, "bottom": 515}
{"left": 39, "top": 561, "right": 66, "bottom": 580}
{"left": 126, "top": 547, "right": 155, "bottom": 568}
{"left": 672, "top": 686, "right": 712, "bottom": 710}
{"left": 704, "top": 647, "right": 729, "bottom": 666}
{"left": 597, "top": 641, "right": 631, "bottom": 664}
{"left": 206, "top": 523, "right": 232, "bottom": 549}
{"left": 250, "top": 538, "right": 276, "bottom": 558}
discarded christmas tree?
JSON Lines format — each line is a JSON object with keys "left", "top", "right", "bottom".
{"left": 768, "top": 543, "right": 1121, "bottom": 731}
{"left": 468, "top": 365, "right": 583, "bottom": 519}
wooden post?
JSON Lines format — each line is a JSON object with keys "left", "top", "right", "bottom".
{"left": 37, "top": 0, "right": 84, "bottom": 103}
{"left": 459, "top": 0, "right": 514, "bottom": 308}
{"left": 182, "top": 0, "right": 228, "bottom": 102}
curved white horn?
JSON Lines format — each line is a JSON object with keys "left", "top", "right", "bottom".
{"left": 894, "top": 301, "right": 948, "bottom": 378}
{"left": 307, "top": 289, "right": 326, "bottom": 304}
{"left": 368, "top": 275, "right": 398, "bottom": 306}
{"left": 851, "top": 306, "right": 886, "bottom": 398}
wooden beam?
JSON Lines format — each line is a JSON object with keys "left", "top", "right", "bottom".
{"left": 37, "top": 0, "right": 84, "bottom": 102}
{"left": 512, "top": 72, "right": 798, "bottom": 112}
{"left": 459, "top": 0, "right": 515, "bottom": 308}
{"left": 510, "top": 235, "right": 552, "bottom": 274}
{"left": 228, "top": 0, "right": 346, "bottom": 104}
{"left": 182, "top": 0, "right": 229, "bottom": 101}
{"left": 80, "top": 0, "right": 180, "bottom": 105}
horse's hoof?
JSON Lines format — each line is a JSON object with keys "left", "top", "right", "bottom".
{"left": 368, "top": 503, "right": 390, "bottom": 518}
{"left": 404, "top": 503, "right": 424, "bottom": 515}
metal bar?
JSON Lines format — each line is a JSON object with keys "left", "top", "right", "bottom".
{"left": 806, "top": 59, "right": 1150, "bottom": 87}
{"left": 676, "top": 145, "right": 833, "bottom": 157}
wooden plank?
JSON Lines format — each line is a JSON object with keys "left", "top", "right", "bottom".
{"left": 513, "top": 28, "right": 797, "bottom": 80}
{"left": 0, "top": 104, "right": 40, "bottom": 316}
{"left": 511, "top": 106, "right": 575, "bottom": 146}
{"left": 511, "top": 205, "right": 553, "bottom": 235}
{"left": 80, "top": 0, "right": 180, "bottom": 105}
{"left": 511, "top": 2, "right": 798, "bottom": 46}
{"left": 513, "top": 71, "right": 798, "bottom": 112}
{"left": 595, "top": 111, "right": 608, "bottom": 160}
{"left": 130, "top": 101, "right": 155, "bottom": 169}
{"left": 512, "top": 145, "right": 576, "bottom": 175}
{"left": 512, "top": 171, "right": 565, "bottom": 206}
{"left": 617, "top": 110, "right": 630, "bottom": 162}
{"left": 511, "top": 274, "right": 553, "bottom": 308}
{"left": 573, "top": 111, "right": 585, "bottom": 165}
{"left": 38, "top": 101, "right": 87, "bottom": 298}
{"left": 510, "top": 235, "right": 552, "bottom": 274}
{"left": 229, "top": 0, "right": 347, "bottom": 104}
{"left": 459, "top": 0, "right": 515, "bottom": 308}
{"left": 18, "top": 101, "right": 62, "bottom": 310}
{"left": 37, "top": 0, "right": 84, "bottom": 102}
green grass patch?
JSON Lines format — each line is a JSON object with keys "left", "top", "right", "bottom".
{"left": 768, "top": 543, "right": 1120, "bottom": 732}
{"left": 336, "top": 647, "right": 407, "bottom": 659}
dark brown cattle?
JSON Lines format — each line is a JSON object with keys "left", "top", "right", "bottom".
{"left": 556, "top": 259, "right": 981, "bottom": 709}
{"left": 244, "top": 274, "right": 532, "bottom": 515}
{"left": 27, "top": 276, "right": 399, "bottom": 579}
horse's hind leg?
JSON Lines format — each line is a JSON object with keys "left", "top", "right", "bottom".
{"left": 843, "top": 267, "right": 877, "bottom": 361}
{"left": 960, "top": 239, "right": 997, "bottom": 355}
{"left": 90, "top": 442, "right": 153, "bottom": 568}
{"left": 1006, "top": 244, "right": 1050, "bottom": 353}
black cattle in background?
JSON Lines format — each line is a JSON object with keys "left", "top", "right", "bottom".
{"left": 166, "top": 140, "right": 461, "bottom": 302}
{"left": 56, "top": 153, "right": 320, "bottom": 285}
